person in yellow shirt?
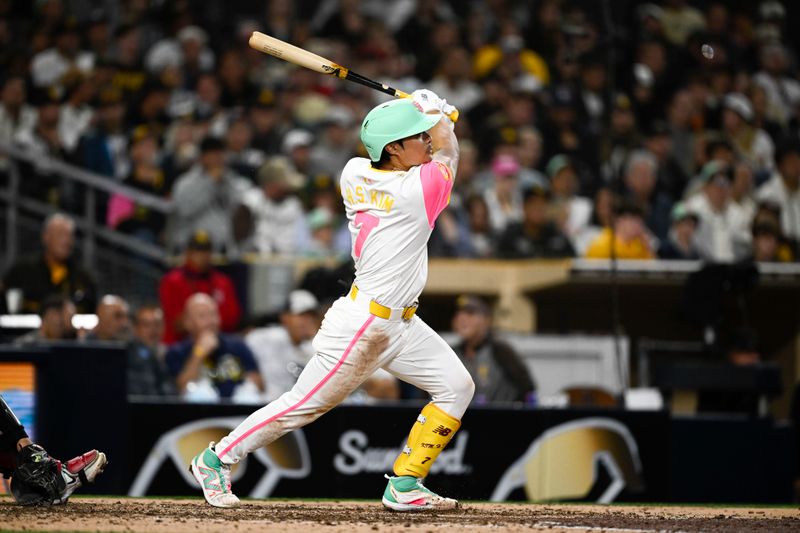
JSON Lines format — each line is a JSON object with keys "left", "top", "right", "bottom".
{"left": 585, "top": 200, "right": 655, "bottom": 259}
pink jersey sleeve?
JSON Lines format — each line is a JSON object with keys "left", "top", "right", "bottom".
{"left": 419, "top": 161, "right": 454, "bottom": 228}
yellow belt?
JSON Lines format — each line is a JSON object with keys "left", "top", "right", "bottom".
{"left": 349, "top": 285, "right": 418, "bottom": 321}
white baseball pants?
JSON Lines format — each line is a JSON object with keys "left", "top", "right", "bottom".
{"left": 215, "top": 294, "right": 475, "bottom": 464}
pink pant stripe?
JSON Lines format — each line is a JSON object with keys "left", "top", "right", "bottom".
{"left": 217, "top": 314, "right": 376, "bottom": 460}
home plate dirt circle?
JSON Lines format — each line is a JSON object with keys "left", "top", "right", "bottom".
{"left": 1, "top": 497, "right": 798, "bottom": 532}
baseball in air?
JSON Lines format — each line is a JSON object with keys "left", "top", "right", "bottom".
{"left": 701, "top": 44, "right": 715, "bottom": 59}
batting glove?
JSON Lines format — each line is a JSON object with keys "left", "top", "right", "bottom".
{"left": 411, "top": 89, "right": 445, "bottom": 114}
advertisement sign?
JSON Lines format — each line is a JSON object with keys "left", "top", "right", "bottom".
{"left": 127, "top": 403, "right": 670, "bottom": 502}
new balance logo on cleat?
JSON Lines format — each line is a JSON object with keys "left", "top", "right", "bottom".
{"left": 432, "top": 425, "right": 452, "bottom": 437}
{"left": 190, "top": 442, "right": 240, "bottom": 508}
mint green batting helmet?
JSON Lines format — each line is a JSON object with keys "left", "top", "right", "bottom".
{"left": 360, "top": 99, "right": 441, "bottom": 161}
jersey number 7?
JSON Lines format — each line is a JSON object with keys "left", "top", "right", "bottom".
{"left": 354, "top": 211, "right": 379, "bottom": 258}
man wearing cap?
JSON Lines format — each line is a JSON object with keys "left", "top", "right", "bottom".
{"left": 172, "top": 136, "right": 247, "bottom": 254}
{"left": 245, "top": 290, "right": 320, "bottom": 402}
{"left": 720, "top": 92, "right": 775, "bottom": 178}
{"left": 158, "top": 230, "right": 242, "bottom": 344}
{"left": 190, "top": 90, "right": 473, "bottom": 511}
{"left": 658, "top": 202, "right": 701, "bottom": 260}
{"left": 685, "top": 161, "right": 752, "bottom": 262}
{"left": 451, "top": 295, "right": 535, "bottom": 403}
{"left": 239, "top": 156, "right": 309, "bottom": 255}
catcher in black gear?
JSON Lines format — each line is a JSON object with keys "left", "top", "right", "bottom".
{"left": 0, "top": 394, "right": 108, "bottom": 505}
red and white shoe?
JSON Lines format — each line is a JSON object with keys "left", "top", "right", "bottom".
{"left": 53, "top": 450, "right": 108, "bottom": 504}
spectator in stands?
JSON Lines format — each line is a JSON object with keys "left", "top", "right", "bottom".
{"left": 750, "top": 219, "right": 793, "bottom": 263}
{"left": 473, "top": 32, "right": 549, "bottom": 90}
{"left": 166, "top": 293, "right": 263, "bottom": 402}
{"left": 58, "top": 71, "right": 96, "bottom": 155}
{"left": 757, "top": 141, "right": 800, "bottom": 252}
{"left": 0, "top": 77, "right": 37, "bottom": 168}
{"left": 239, "top": 156, "right": 309, "bottom": 255}
{"left": 217, "top": 48, "right": 259, "bottom": 109}
{"left": 128, "top": 304, "right": 175, "bottom": 397}
{"left": 245, "top": 289, "right": 319, "bottom": 403}
{"left": 224, "top": 116, "right": 264, "bottom": 181}
{"left": 29, "top": 17, "right": 94, "bottom": 90}
{"left": 658, "top": 202, "right": 702, "bottom": 260}
{"left": 145, "top": 26, "right": 215, "bottom": 90}
{"left": 585, "top": 200, "right": 655, "bottom": 260}
{"left": 77, "top": 87, "right": 129, "bottom": 181}
{"left": 642, "top": 120, "right": 689, "bottom": 204}
{"left": 192, "top": 73, "right": 229, "bottom": 138}
{"left": 158, "top": 229, "right": 242, "bottom": 344}
{"left": 720, "top": 93, "right": 775, "bottom": 180}
{"left": 107, "top": 126, "right": 168, "bottom": 242}
{"left": 573, "top": 186, "right": 616, "bottom": 256}
{"left": 14, "top": 90, "right": 68, "bottom": 205}
{"left": 497, "top": 187, "right": 574, "bottom": 259}
{"left": 483, "top": 154, "right": 524, "bottom": 234}
{"left": 309, "top": 106, "right": 357, "bottom": 180}
{"left": 515, "top": 126, "right": 549, "bottom": 191}
{"left": 85, "top": 294, "right": 131, "bottom": 342}
{"left": 451, "top": 295, "right": 535, "bottom": 404}
{"left": 428, "top": 47, "right": 483, "bottom": 114}
{"left": 464, "top": 194, "right": 496, "bottom": 258}
{"left": 171, "top": 136, "right": 247, "bottom": 254}
{"left": 622, "top": 149, "right": 673, "bottom": 241}
{"left": 282, "top": 129, "right": 314, "bottom": 178}
{"left": 546, "top": 154, "right": 592, "bottom": 245}
{"left": 686, "top": 161, "right": 752, "bottom": 262}
{"left": 13, "top": 295, "right": 75, "bottom": 345}
{"left": 428, "top": 205, "right": 475, "bottom": 258}
{"left": 540, "top": 85, "right": 596, "bottom": 190}
{"left": 599, "top": 93, "right": 641, "bottom": 186}
{"left": 303, "top": 207, "right": 344, "bottom": 259}
{"left": 108, "top": 23, "right": 148, "bottom": 103}
{"left": 2, "top": 213, "right": 96, "bottom": 314}
{"left": 753, "top": 43, "right": 800, "bottom": 129}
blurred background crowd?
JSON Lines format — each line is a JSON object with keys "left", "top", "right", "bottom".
{"left": 1, "top": 0, "right": 800, "bottom": 406}
{"left": 0, "top": 0, "right": 798, "bottom": 263}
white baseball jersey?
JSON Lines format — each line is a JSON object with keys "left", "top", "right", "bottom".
{"left": 214, "top": 154, "right": 474, "bottom": 467}
{"left": 340, "top": 157, "right": 454, "bottom": 307}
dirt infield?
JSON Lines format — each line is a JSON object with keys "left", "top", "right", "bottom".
{"left": 0, "top": 497, "right": 798, "bottom": 533}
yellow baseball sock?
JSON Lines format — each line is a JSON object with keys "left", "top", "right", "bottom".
{"left": 393, "top": 403, "right": 461, "bottom": 478}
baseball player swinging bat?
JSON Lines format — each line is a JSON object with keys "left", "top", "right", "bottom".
{"left": 248, "top": 31, "right": 460, "bottom": 123}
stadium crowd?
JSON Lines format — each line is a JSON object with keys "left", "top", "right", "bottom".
{"left": 0, "top": 0, "right": 798, "bottom": 263}
{"left": 1, "top": 0, "right": 799, "bottom": 403}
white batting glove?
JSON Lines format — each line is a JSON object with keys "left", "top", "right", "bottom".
{"left": 411, "top": 89, "right": 445, "bottom": 114}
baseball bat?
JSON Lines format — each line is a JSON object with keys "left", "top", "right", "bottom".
{"left": 248, "top": 31, "right": 459, "bottom": 123}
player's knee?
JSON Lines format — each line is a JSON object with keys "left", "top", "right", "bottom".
{"left": 451, "top": 369, "right": 475, "bottom": 401}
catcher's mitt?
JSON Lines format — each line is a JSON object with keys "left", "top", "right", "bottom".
{"left": 10, "top": 444, "right": 65, "bottom": 506}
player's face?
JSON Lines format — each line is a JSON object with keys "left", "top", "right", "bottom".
{"left": 394, "top": 130, "right": 433, "bottom": 167}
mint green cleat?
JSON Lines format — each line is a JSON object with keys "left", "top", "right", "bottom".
{"left": 382, "top": 475, "right": 459, "bottom": 511}
{"left": 190, "top": 442, "right": 240, "bottom": 508}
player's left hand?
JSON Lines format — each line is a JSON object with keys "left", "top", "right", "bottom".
{"left": 411, "top": 89, "right": 446, "bottom": 114}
